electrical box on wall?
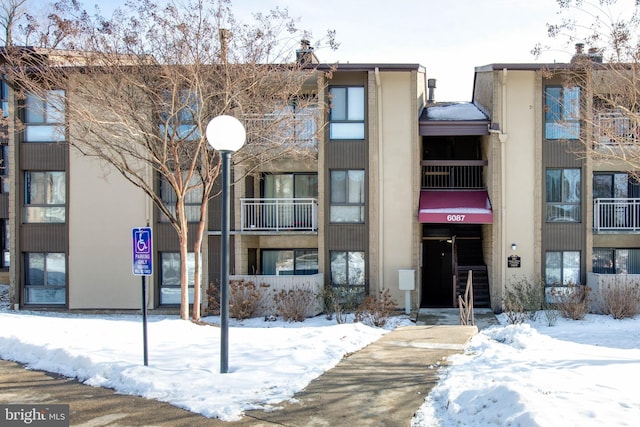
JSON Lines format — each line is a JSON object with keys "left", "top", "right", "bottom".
{"left": 398, "top": 269, "right": 415, "bottom": 290}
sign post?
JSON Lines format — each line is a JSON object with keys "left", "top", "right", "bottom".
{"left": 132, "top": 227, "right": 152, "bottom": 366}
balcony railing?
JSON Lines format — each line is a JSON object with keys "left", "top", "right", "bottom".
{"left": 421, "top": 160, "right": 487, "bottom": 189}
{"left": 594, "top": 110, "right": 640, "bottom": 146}
{"left": 593, "top": 198, "right": 640, "bottom": 232}
{"left": 241, "top": 198, "right": 318, "bottom": 232}
{"left": 242, "top": 112, "right": 318, "bottom": 148}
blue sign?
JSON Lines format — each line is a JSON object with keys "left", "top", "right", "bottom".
{"left": 132, "top": 227, "right": 153, "bottom": 276}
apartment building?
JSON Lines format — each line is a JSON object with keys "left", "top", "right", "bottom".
{"left": 4, "top": 45, "right": 637, "bottom": 314}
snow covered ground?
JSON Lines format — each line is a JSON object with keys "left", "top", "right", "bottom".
{"left": 1, "top": 283, "right": 639, "bottom": 425}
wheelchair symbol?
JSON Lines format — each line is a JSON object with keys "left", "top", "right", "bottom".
{"left": 135, "top": 230, "right": 150, "bottom": 253}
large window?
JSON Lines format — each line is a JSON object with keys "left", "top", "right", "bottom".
{"left": 546, "top": 168, "right": 581, "bottom": 222}
{"left": 1, "top": 79, "right": 8, "bottom": 118}
{"left": 159, "top": 90, "right": 199, "bottom": 141}
{"left": 261, "top": 249, "right": 318, "bottom": 275}
{"left": 159, "top": 174, "right": 203, "bottom": 223}
{"left": 159, "top": 252, "right": 198, "bottom": 305}
{"left": 1, "top": 144, "right": 8, "bottom": 193}
{"left": 593, "top": 248, "right": 640, "bottom": 274}
{"left": 545, "top": 251, "right": 580, "bottom": 285}
{"left": 330, "top": 251, "right": 365, "bottom": 288}
{"left": 264, "top": 173, "right": 317, "bottom": 199}
{"left": 24, "top": 90, "right": 66, "bottom": 142}
{"left": 329, "top": 86, "right": 365, "bottom": 140}
{"left": 545, "top": 86, "right": 580, "bottom": 139}
{"left": 24, "top": 171, "right": 66, "bottom": 223}
{"left": 24, "top": 252, "right": 66, "bottom": 304}
{"left": 330, "top": 170, "right": 365, "bottom": 223}
{"left": 593, "top": 173, "right": 640, "bottom": 199}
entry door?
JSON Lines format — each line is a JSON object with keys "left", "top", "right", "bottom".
{"left": 421, "top": 239, "right": 454, "bottom": 307}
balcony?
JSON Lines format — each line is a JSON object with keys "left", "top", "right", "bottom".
{"left": 242, "top": 111, "right": 318, "bottom": 148}
{"left": 594, "top": 110, "right": 640, "bottom": 146}
{"left": 240, "top": 198, "right": 318, "bottom": 232}
{"left": 593, "top": 198, "right": 640, "bottom": 232}
{"left": 421, "top": 160, "right": 486, "bottom": 189}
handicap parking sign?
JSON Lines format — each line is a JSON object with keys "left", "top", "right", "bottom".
{"left": 132, "top": 227, "right": 153, "bottom": 276}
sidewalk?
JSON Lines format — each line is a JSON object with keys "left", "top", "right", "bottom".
{"left": 0, "top": 311, "right": 492, "bottom": 426}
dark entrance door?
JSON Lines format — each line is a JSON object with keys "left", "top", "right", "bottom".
{"left": 421, "top": 239, "right": 453, "bottom": 307}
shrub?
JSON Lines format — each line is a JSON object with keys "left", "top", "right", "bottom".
{"left": 541, "top": 301, "right": 559, "bottom": 326}
{"left": 272, "top": 286, "right": 316, "bottom": 322}
{"left": 205, "top": 282, "right": 220, "bottom": 315}
{"left": 601, "top": 278, "right": 640, "bottom": 319}
{"left": 330, "top": 285, "right": 365, "bottom": 324}
{"left": 229, "top": 280, "right": 268, "bottom": 320}
{"left": 320, "top": 286, "right": 336, "bottom": 320}
{"left": 503, "top": 275, "right": 545, "bottom": 322}
{"left": 551, "top": 283, "right": 590, "bottom": 320}
{"left": 354, "top": 289, "right": 397, "bottom": 327}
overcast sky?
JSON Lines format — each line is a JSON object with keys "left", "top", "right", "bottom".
{"left": 233, "top": 0, "right": 572, "bottom": 101}
{"left": 79, "top": 0, "right": 634, "bottom": 101}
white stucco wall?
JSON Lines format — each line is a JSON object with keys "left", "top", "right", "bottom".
{"left": 503, "top": 70, "right": 538, "bottom": 285}
{"left": 378, "top": 71, "right": 419, "bottom": 307}
{"left": 68, "top": 149, "right": 150, "bottom": 309}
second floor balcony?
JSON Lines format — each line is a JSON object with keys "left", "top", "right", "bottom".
{"left": 594, "top": 110, "right": 640, "bottom": 146}
{"left": 240, "top": 198, "right": 318, "bottom": 233}
{"left": 422, "top": 160, "right": 487, "bottom": 189}
{"left": 593, "top": 198, "right": 640, "bottom": 232}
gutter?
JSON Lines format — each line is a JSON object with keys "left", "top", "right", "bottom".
{"left": 375, "top": 67, "right": 384, "bottom": 291}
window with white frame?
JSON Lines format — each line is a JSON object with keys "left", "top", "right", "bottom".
{"left": 330, "top": 251, "right": 365, "bottom": 288}
{"left": 24, "top": 252, "right": 66, "bottom": 304}
{"left": 159, "top": 174, "right": 203, "bottom": 223}
{"left": 159, "top": 252, "right": 199, "bottom": 305}
{"left": 546, "top": 168, "right": 581, "bottom": 222}
{"left": 330, "top": 170, "right": 365, "bottom": 223}
{"left": 329, "top": 86, "right": 365, "bottom": 140}
{"left": 545, "top": 86, "right": 580, "bottom": 140}
{"left": 24, "top": 171, "right": 66, "bottom": 223}
{"left": 545, "top": 251, "right": 580, "bottom": 285}
{"left": 24, "top": 90, "right": 66, "bottom": 142}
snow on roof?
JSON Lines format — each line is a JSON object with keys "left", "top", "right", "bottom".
{"left": 425, "top": 102, "right": 488, "bottom": 121}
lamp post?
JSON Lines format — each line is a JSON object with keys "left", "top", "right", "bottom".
{"left": 206, "top": 115, "right": 246, "bottom": 374}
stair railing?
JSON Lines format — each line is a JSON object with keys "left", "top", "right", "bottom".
{"left": 459, "top": 270, "right": 475, "bottom": 326}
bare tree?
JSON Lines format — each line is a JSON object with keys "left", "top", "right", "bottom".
{"left": 534, "top": 1, "right": 640, "bottom": 176}
{"left": 0, "top": 0, "right": 27, "bottom": 46}
{"left": 1, "top": 0, "right": 336, "bottom": 320}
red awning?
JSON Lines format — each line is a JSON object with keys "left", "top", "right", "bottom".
{"left": 419, "top": 190, "right": 493, "bottom": 224}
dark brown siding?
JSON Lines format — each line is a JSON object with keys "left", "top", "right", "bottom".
{"left": 20, "top": 224, "right": 67, "bottom": 252}
{"left": 324, "top": 72, "right": 369, "bottom": 287}
{"left": 154, "top": 223, "right": 201, "bottom": 251}
{"left": 20, "top": 143, "right": 67, "bottom": 170}
{"left": 207, "top": 235, "right": 236, "bottom": 284}
{"left": 0, "top": 193, "right": 8, "bottom": 218}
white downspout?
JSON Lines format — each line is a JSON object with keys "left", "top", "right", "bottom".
{"left": 500, "top": 68, "right": 509, "bottom": 305}
{"left": 375, "top": 67, "right": 384, "bottom": 291}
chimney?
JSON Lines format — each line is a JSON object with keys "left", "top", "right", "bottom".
{"left": 427, "top": 78, "right": 437, "bottom": 103}
{"left": 296, "top": 39, "right": 318, "bottom": 65}
{"left": 219, "top": 29, "right": 231, "bottom": 63}
{"left": 588, "top": 47, "right": 603, "bottom": 63}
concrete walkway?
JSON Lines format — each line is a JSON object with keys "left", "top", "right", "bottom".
{"left": 0, "top": 310, "right": 495, "bottom": 426}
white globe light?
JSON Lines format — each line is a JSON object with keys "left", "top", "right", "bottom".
{"left": 206, "top": 115, "right": 246, "bottom": 152}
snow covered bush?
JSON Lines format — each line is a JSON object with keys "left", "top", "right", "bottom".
{"left": 354, "top": 288, "right": 397, "bottom": 327}
{"left": 273, "top": 286, "right": 316, "bottom": 322}
{"left": 550, "top": 283, "right": 590, "bottom": 320}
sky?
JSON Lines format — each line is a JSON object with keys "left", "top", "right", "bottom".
{"left": 2, "top": 284, "right": 640, "bottom": 425}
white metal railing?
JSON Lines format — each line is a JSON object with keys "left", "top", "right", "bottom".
{"left": 594, "top": 110, "right": 640, "bottom": 145}
{"left": 593, "top": 198, "right": 640, "bottom": 232}
{"left": 241, "top": 198, "right": 318, "bottom": 232}
{"left": 242, "top": 112, "right": 318, "bottom": 148}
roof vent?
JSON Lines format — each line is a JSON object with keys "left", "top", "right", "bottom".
{"left": 296, "top": 39, "right": 319, "bottom": 65}
{"left": 427, "top": 78, "right": 437, "bottom": 103}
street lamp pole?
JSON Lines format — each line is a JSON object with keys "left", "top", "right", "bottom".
{"left": 206, "top": 115, "right": 246, "bottom": 374}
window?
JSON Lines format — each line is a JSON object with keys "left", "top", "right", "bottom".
{"left": 593, "top": 173, "right": 640, "bottom": 199}
{"left": 24, "top": 90, "right": 66, "bottom": 142}
{"left": 329, "top": 86, "right": 365, "bottom": 139}
{"left": 159, "top": 90, "right": 199, "bottom": 141}
{"left": 1, "top": 220, "right": 8, "bottom": 268}
{"left": 24, "top": 252, "right": 66, "bottom": 304}
{"left": 330, "top": 170, "right": 365, "bottom": 223}
{"left": 593, "top": 248, "right": 640, "bottom": 274}
{"left": 545, "top": 86, "right": 580, "bottom": 139}
{"left": 24, "top": 171, "right": 66, "bottom": 223}
{"left": 546, "top": 168, "right": 581, "bottom": 222}
{"left": 159, "top": 252, "right": 198, "bottom": 305}
{"left": 330, "top": 251, "right": 365, "bottom": 288}
{"left": 261, "top": 249, "right": 318, "bottom": 275}
{"left": 545, "top": 251, "right": 580, "bottom": 285}
{"left": 264, "top": 173, "right": 318, "bottom": 199}
{"left": 1, "top": 79, "right": 8, "bottom": 118}
{"left": 1, "top": 144, "right": 8, "bottom": 193}
{"left": 159, "top": 174, "right": 203, "bottom": 222}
